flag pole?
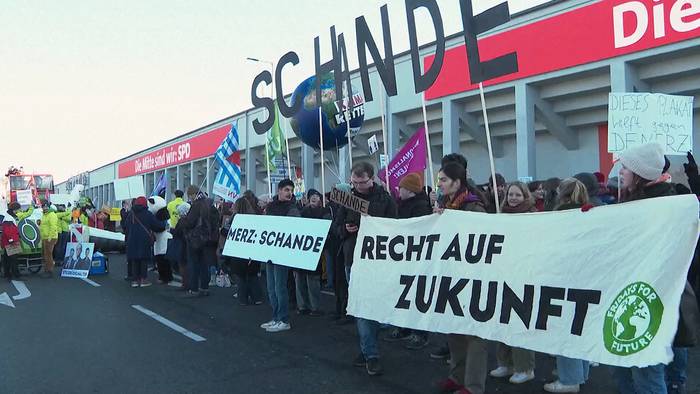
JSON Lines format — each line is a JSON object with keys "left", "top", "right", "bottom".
{"left": 319, "top": 107, "right": 327, "bottom": 207}
{"left": 478, "top": 82, "right": 501, "bottom": 214}
{"left": 265, "top": 138, "right": 272, "bottom": 199}
{"left": 344, "top": 97, "right": 353, "bottom": 171}
{"left": 421, "top": 93, "right": 434, "bottom": 195}
{"left": 379, "top": 92, "right": 390, "bottom": 192}
{"left": 281, "top": 106, "right": 292, "bottom": 182}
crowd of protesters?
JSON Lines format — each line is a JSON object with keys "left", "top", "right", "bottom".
{"left": 111, "top": 142, "right": 699, "bottom": 394}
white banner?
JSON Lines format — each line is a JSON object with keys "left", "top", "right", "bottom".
{"left": 347, "top": 195, "right": 699, "bottom": 368}
{"left": 114, "top": 176, "right": 145, "bottom": 201}
{"left": 222, "top": 214, "right": 331, "bottom": 271}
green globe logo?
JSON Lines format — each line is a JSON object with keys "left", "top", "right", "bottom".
{"left": 603, "top": 282, "right": 663, "bottom": 356}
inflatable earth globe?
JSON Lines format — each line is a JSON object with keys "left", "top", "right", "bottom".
{"left": 289, "top": 72, "right": 365, "bottom": 151}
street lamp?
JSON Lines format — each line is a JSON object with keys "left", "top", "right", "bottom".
{"left": 246, "top": 57, "right": 275, "bottom": 99}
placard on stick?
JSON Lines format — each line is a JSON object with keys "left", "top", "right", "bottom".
{"left": 114, "top": 176, "right": 146, "bottom": 201}
{"left": 608, "top": 93, "right": 694, "bottom": 155}
{"left": 330, "top": 188, "right": 369, "bottom": 215}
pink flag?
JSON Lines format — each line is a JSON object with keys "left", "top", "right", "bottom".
{"left": 378, "top": 128, "right": 427, "bottom": 198}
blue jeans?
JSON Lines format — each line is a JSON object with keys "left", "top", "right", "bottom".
{"left": 556, "top": 356, "right": 589, "bottom": 385}
{"left": 187, "top": 247, "right": 210, "bottom": 291}
{"left": 666, "top": 347, "right": 688, "bottom": 385}
{"left": 614, "top": 364, "right": 668, "bottom": 394}
{"left": 266, "top": 262, "right": 289, "bottom": 323}
{"left": 356, "top": 318, "right": 380, "bottom": 359}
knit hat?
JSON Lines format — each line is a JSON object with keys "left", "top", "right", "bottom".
{"left": 399, "top": 173, "right": 423, "bottom": 194}
{"left": 618, "top": 143, "right": 665, "bottom": 181}
{"left": 134, "top": 196, "right": 148, "bottom": 207}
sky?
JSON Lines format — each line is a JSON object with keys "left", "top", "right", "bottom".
{"left": 0, "top": 0, "right": 551, "bottom": 185}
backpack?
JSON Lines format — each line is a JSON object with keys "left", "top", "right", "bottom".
{"left": 187, "top": 201, "right": 221, "bottom": 250}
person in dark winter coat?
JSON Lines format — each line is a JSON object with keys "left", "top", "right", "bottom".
{"left": 336, "top": 162, "right": 397, "bottom": 377}
{"left": 614, "top": 143, "right": 679, "bottom": 394}
{"left": 294, "top": 189, "right": 330, "bottom": 316}
{"left": 178, "top": 186, "right": 220, "bottom": 297}
{"left": 123, "top": 196, "right": 166, "bottom": 287}
{"left": 260, "top": 179, "right": 301, "bottom": 333}
{"left": 683, "top": 151, "right": 700, "bottom": 196}
{"left": 384, "top": 172, "right": 433, "bottom": 350}
{"left": 169, "top": 202, "right": 190, "bottom": 290}
{"left": 434, "top": 162, "right": 489, "bottom": 394}
{"left": 222, "top": 197, "right": 263, "bottom": 306}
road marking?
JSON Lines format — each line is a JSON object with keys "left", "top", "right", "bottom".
{"left": 11, "top": 281, "right": 30, "bottom": 300}
{"left": 168, "top": 281, "right": 183, "bottom": 287}
{"left": 131, "top": 305, "right": 206, "bottom": 342}
{"left": 81, "top": 278, "right": 101, "bottom": 287}
{"left": 0, "top": 293, "right": 15, "bottom": 308}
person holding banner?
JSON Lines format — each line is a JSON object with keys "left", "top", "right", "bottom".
{"left": 390, "top": 172, "right": 433, "bottom": 351}
{"left": 337, "top": 162, "right": 397, "bottom": 376}
{"left": 260, "top": 179, "right": 300, "bottom": 333}
{"left": 434, "top": 161, "right": 489, "bottom": 394}
{"left": 614, "top": 142, "right": 675, "bottom": 394}
{"left": 543, "top": 178, "right": 592, "bottom": 394}
{"left": 223, "top": 197, "right": 263, "bottom": 306}
{"left": 295, "top": 189, "right": 329, "bottom": 317}
{"left": 490, "top": 182, "right": 537, "bottom": 385}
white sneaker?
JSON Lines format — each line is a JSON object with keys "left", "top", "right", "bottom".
{"left": 490, "top": 366, "right": 513, "bottom": 378}
{"left": 266, "top": 321, "right": 291, "bottom": 332}
{"left": 260, "top": 320, "right": 277, "bottom": 329}
{"left": 544, "top": 380, "right": 580, "bottom": 393}
{"left": 509, "top": 370, "right": 535, "bottom": 384}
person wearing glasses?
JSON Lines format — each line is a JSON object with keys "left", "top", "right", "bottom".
{"left": 335, "top": 161, "right": 397, "bottom": 376}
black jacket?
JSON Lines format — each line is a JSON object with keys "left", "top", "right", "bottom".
{"left": 124, "top": 205, "right": 165, "bottom": 261}
{"left": 334, "top": 184, "right": 397, "bottom": 267}
{"left": 266, "top": 197, "right": 301, "bottom": 218}
{"left": 179, "top": 197, "right": 221, "bottom": 250}
{"left": 398, "top": 192, "right": 432, "bottom": 219}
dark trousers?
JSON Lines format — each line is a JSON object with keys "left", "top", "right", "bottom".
{"left": 187, "top": 247, "right": 210, "bottom": 291}
{"left": 334, "top": 252, "right": 348, "bottom": 316}
{"left": 235, "top": 273, "right": 262, "bottom": 304}
{"left": 132, "top": 258, "right": 148, "bottom": 281}
{"left": 2, "top": 251, "right": 20, "bottom": 278}
{"left": 155, "top": 254, "right": 173, "bottom": 282}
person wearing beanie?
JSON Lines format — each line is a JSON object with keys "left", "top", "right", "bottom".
{"left": 618, "top": 143, "right": 673, "bottom": 202}
{"left": 614, "top": 143, "right": 677, "bottom": 393}
{"left": 307, "top": 188, "right": 322, "bottom": 202}
{"left": 385, "top": 172, "right": 432, "bottom": 350}
{"left": 295, "top": 189, "right": 330, "bottom": 317}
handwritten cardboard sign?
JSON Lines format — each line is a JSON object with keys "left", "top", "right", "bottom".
{"left": 330, "top": 188, "right": 369, "bottom": 215}
{"left": 608, "top": 93, "right": 694, "bottom": 155}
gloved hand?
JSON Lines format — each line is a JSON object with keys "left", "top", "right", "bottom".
{"left": 683, "top": 151, "right": 698, "bottom": 177}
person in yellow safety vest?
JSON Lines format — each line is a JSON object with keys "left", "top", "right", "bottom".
{"left": 56, "top": 206, "right": 71, "bottom": 233}
{"left": 39, "top": 201, "right": 59, "bottom": 278}
{"left": 167, "top": 190, "right": 185, "bottom": 228}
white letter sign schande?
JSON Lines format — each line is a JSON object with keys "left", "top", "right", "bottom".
{"left": 222, "top": 214, "right": 331, "bottom": 271}
{"left": 347, "top": 195, "right": 699, "bottom": 367}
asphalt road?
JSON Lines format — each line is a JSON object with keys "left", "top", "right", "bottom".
{"left": 0, "top": 254, "right": 697, "bottom": 394}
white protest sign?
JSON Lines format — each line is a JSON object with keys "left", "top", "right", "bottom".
{"left": 367, "top": 135, "right": 379, "bottom": 155}
{"left": 114, "top": 176, "right": 145, "bottom": 201}
{"left": 16, "top": 190, "right": 33, "bottom": 206}
{"left": 608, "top": 93, "right": 694, "bottom": 155}
{"left": 49, "top": 194, "right": 73, "bottom": 206}
{"left": 222, "top": 214, "right": 331, "bottom": 271}
{"left": 347, "top": 195, "right": 699, "bottom": 368}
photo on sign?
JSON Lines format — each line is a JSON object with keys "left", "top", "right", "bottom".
{"left": 367, "top": 135, "right": 379, "bottom": 155}
{"left": 61, "top": 242, "right": 95, "bottom": 278}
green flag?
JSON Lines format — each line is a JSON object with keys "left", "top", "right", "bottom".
{"left": 266, "top": 101, "right": 286, "bottom": 172}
